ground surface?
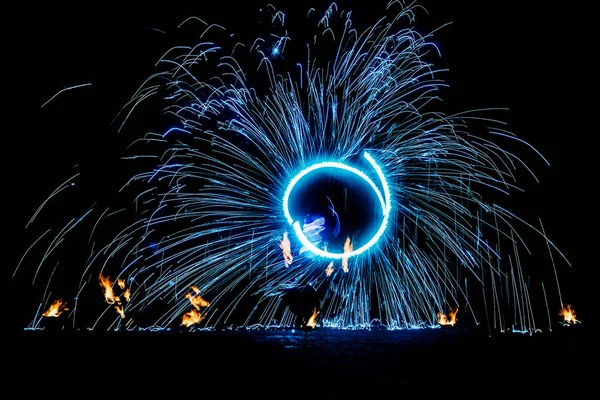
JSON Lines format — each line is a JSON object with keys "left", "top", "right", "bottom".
{"left": 12, "top": 323, "right": 590, "bottom": 397}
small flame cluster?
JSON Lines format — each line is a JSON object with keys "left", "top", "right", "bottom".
{"left": 181, "top": 286, "right": 210, "bottom": 327}
{"left": 41, "top": 299, "right": 69, "bottom": 318}
{"left": 41, "top": 268, "right": 581, "bottom": 332}
{"left": 41, "top": 273, "right": 132, "bottom": 320}
{"left": 99, "top": 273, "right": 131, "bottom": 318}
{"left": 324, "top": 237, "right": 354, "bottom": 276}
{"left": 438, "top": 307, "right": 458, "bottom": 326}
{"left": 559, "top": 304, "right": 580, "bottom": 325}
{"left": 280, "top": 232, "right": 354, "bottom": 277}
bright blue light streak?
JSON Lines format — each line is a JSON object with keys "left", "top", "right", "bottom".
{"left": 162, "top": 127, "right": 191, "bottom": 138}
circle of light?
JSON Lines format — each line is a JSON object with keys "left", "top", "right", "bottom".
{"left": 282, "top": 151, "right": 391, "bottom": 259}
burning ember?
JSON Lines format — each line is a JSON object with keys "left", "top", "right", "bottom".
{"left": 99, "top": 272, "right": 120, "bottom": 304}
{"left": 300, "top": 307, "right": 320, "bottom": 330}
{"left": 42, "top": 299, "right": 69, "bottom": 317}
{"left": 181, "top": 309, "right": 202, "bottom": 327}
{"left": 185, "top": 286, "right": 210, "bottom": 310}
{"left": 181, "top": 286, "right": 210, "bottom": 326}
{"left": 323, "top": 239, "right": 351, "bottom": 276}
{"left": 280, "top": 231, "right": 293, "bottom": 267}
{"left": 341, "top": 237, "right": 352, "bottom": 273}
{"left": 325, "top": 262, "right": 334, "bottom": 277}
{"left": 559, "top": 304, "right": 580, "bottom": 325}
{"left": 98, "top": 273, "right": 131, "bottom": 318}
{"left": 306, "top": 308, "right": 319, "bottom": 328}
{"left": 437, "top": 307, "right": 458, "bottom": 326}
{"left": 115, "top": 305, "right": 126, "bottom": 319}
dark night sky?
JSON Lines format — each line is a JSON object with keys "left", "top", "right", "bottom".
{"left": 8, "top": 1, "right": 593, "bottom": 330}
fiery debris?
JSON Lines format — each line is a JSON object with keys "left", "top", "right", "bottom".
{"left": 559, "top": 304, "right": 580, "bottom": 325}
{"left": 280, "top": 231, "right": 293, "bottom": 267}
{"left": 325, "top": 262, "right": 334, "bottom": 276}
{"left": 182, "top": 309, "right": 202, "bottom": 327}
{"left": 305, "top": 307, "right": 319, "bottom": 329}
{"left": 98, "top": 273, "right": 131, "bottom": 318}
{"left": 42, "top": 299, "right": 69, "bottom": 317}
{"left": 324, "top": 238, "right": 351, "bottom": 276}
{"left": 341, "top": 237, "right": 352, "bottom": 273}
{"left": 299, "top": 307, "right": 320, "bottom": 330}
{"left": 438, "top": 307, "right": 458, "bottom": 326}
{"left": 115, "top": 305, "right": 126, "bottom": 319}
{"left": 185, "top": 286, "right": 210, "bottom": 309}
{"left": 181, "top": 286, "right": 211, "bottom": 326}
{"left": 99, "top": 273, "right": 121, "bottom": 304}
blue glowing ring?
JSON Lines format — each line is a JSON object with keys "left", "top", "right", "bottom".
{"left": 282, "top": 151, "right": 391, "bottom": 259}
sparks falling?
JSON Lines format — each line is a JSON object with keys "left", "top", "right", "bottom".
{"left": 16, "top": 1, "right": 575, "bottom": 333}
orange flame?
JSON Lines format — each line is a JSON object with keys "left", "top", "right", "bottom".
{"left": 123, "top": 288, "right": 131, "bottom": 302}
{"left": 181, "top": 309, "right": 202, "bottom": 327}
{"left": 99, "top": 272, "right": 120, "bottom": 304}
{"left": 42, "top": 299, "right": 69, "bottom": 317}
{"left": 438, "top": 307, "right": 458, "bottom": 326}
{"left": 559, "top": 304, "right": 580, "bottom": 324}
{"left": 325, "top": 262, "right": 334, "bottom": 277}
{"left": 115, "top": 305, "right": 126, "bottom": 319}
{"left": 280, "top": 231, "right": 293, "bottom": 267}
{"left": 117, "top": 278, "right": 126, "bottom": 289}
{"left": 341, "top": 237, "right": 352, "bottom": 273}
{"left": 180, "top": 286, "right": 210, "bottom": 326}
{"left": 185, "top": 286, "right": 210, "bottom": 310}
{"left": 305, "top": 307, "right": 319, "bottom": 329}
